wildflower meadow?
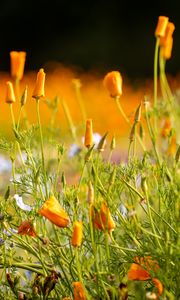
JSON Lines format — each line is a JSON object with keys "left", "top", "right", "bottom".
{"left": 0, "top": 16, "right": 179, "bottom": 300}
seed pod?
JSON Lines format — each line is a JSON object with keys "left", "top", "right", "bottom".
{"left": 129, "top": 123, "right": 136, "bottom": 143}
{"left": 21, "top": 86, "right": 28, "bottom": 106}
{"left": 110, "top": 135, "right": 116, "bottom": 150}
{"left": 134, "top": 103, "right": 142, "bottom": 123}
{"left": 97, "top": 132, "right": 108, "bottom": 152}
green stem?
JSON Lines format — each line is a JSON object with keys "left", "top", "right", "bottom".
{"left": 17, "top": 106, "right": 23, "bottom": 131}
{"left": 61, "top": 98, "right": 77, "bottom": 142}
{"left": 154, "top": 38, "right": 160, "bottom": 132}
{"left": 10, "top": 104, "right": 16, "bottom": 129}
{"left": 115, "top": 97, "right": 146, "bottom": 151}
{"left": 36, "top": 98, "right": 48, "bottom": 198}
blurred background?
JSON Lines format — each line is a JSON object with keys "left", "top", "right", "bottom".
{"left": 0, "top": 0, "right": 179, "bottom": 78}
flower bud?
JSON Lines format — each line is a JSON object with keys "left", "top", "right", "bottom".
{"left": 71, "top": 221, "right": 83, "bottom": 247}
{"left": 84, "top": 119, "right": 93, "bottom": 148}
{"left": 160, "top": 22, "right": 175, "bottom": 46}
{"left": 73, "top": 282, "right": 86, "bottom": 300}
{"left": 103, "top": 71, "right": 122, "bottom": 98}
{"left": 155, "top": 16, "right": 169, "bottom": 37}
{"left": 32, "top": 68, "right": 45, "bottom": 99}
{"left": 6, "top": 81, "right": 16, "bottom": 104}
{"left": 161, "top": 37, "right": 173, "bottom": 60}
{"left": 10, "top": 51, "right": 26, "bottom": 81}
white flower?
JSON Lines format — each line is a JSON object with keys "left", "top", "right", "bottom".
{"left": 0, "top": 155, "right": 11, "bottom": 173}
{"left": 68, "top": 144, "right": 81, "bottom": 158}
{"left": 119, "top": 204, "right": 128, "bottom": 218}
{"left": 14, "top": 194, "right": 33, "bottom": 211}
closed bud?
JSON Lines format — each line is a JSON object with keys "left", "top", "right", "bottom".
{"left": 21, "top": 86, "right": 28, "bottom": 106}
{"left": 71, "top": 221, "right": 83, "bottom": 247}
{"left": 141, "top": 176, "right": 148, "bottom": 194}
{"left": 134, "top": 103, "right": 142, "bottom": 123}
{"left": 84, "top": 119, "right": 93, "bottom": 148}
{"left": 160, "top": 22, "right": 175, "bottom": 46}
{"left": 161, "top": 37, "right": 173, "bottom": 60}
{"left": 10, "top": 51, "right": 26, "bottom": 81}
{"left": 85, "top": 144, "right": 94, "bottom": 162}
{"left": 97, "top": 132, "right": 108, "bottom": 152}
{"left": 129, "top": 123, "right": 136, "bottom": 142}
{"left": 32, "top": 68, "right": 45, "bottom": 99}
{"left": 6, "top": 81, "right": 16, "bottom": 104}
{"left": 110, "top": 135, "right": 116, "bottom": 150}
{"left": 155, "top": 16, "right": 169, "bottom": 37}
{"left": 103, "top": 71, "right": 123, "bottom": 98}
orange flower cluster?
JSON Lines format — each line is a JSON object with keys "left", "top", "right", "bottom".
{"left": 128, "top": 256, "right": 163, "bottom": 295}
{"left": 91, "top": 201, "right": 115, "bottom": 231}
{"left": 71, "top": 221, "right": 83, "bottom": 247}
{"left": 103, "top": 71, "right": 122, "bottom": 98}
{"left": 18, "top": 220, "right": 36, "bottom": 237}
{"left": 38, "top": 196, "right": 69, "bottom": 228}
{"left": 73, "top": 282, "right": 86, "bottom": 300}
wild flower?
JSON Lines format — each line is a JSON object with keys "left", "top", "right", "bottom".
{"left": 5, "top": 81, "right": 16, "bottom": 104}
{"left": 72, "top": 282, "right": 86, "bottom": 300}
{"left": 91, "top": 201, "right": 116, "bottom": 231}
{"left": 155, "top": 16, "right": 169, "bottom": 37}
{"left": 18, "top": 220, "right": 36, "bottom": 237}
{"left": 84, "top": 119, "right": 93, "bottom": 148}
{"left": 14, "top": 194, "right": 33, "bottom": 211}
{"left": 38, "top": 196, "right": 69, "bottom": 228}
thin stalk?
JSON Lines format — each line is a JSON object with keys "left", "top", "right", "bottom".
{"left": 17, "top": 106, "right": 23, "bottom": 131}
{"left": 115, "top": 97, "right": 146, "bottom": 151}
{"left": 36, "top": 98, "right": 48, "bottom": 197}
{"left": 61, "top": 98, "right": 77, "bottom": 142}
{"left": 73, "top": 82, "right": 86, "bottom": 123}
{"left": 10, "top": 104, "right": 16, "bottom": 129}
{"left": 153, "top": 37, "right": 160, "bottom": 132}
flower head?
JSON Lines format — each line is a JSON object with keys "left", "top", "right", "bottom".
{"left": 32, "top": 68, "right": 46, "bottom": 99}
{"left": 161, "top": 37, "right": 173, "bottom": 60}
{"left": 155, "top": 16, "right": 169, "bottom": 37}
{"left": 71, "top": 221, "right": 83, "bottom": 247}
{"left": 160, "top": 22, "right": 175, "bottom": 46}
{"left": 161, "top": 118, "right": 171, "bottom": 138}
{"left": 103, "top": 71, "right": 122, "bottom": 98}
{"left": 128, "top": 256, "right": 163, "bottom": 295}
{"left": 91, "top": 201, "right": 116, "bottom": 231}
{"left": 18, "top": 220, "right": 36, "bottom": 237}
{"left": 73, "top": 282, "right": 86, "bottom": 300}
{"left": 10, "top": 51, "right": 26, "bottom": 80}
{"left": 38, "top": 196, "right": 69, "bottom": 228}
{"left": 5, "top": 81, "right": 16, "bottom": 104}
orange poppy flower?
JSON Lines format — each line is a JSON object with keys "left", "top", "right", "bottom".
{"left": 10, "top": 51, "right": 26, "bottom": 81}
{"left": 32, "top": 68, "right": 46, "bottom": 99}
{"left": 155, "top": 16, "right": 169, "bottom": 37}
{"left": 5, "top": 81, "right": 16, "bottom": 104}
{"left": 161, "top": 118, "right": 171, "bottom": 138}
{"left": 71, "top": 221, "right": 83, "bottom": 247}
{"left": 18, "top": 220, "right": 36, "bottom": 237}
{"left": 103, "top": 71, "right": 122, "bottom": 98}
{"left": 128, "top": 257, "right": 163, "bottom": 295}
{"left": 91, "top": 201, "right": 116, "bottom": 231}
{"left": 73, "top": 282, "right": 86, "bottom": 300}
{"left": 84, "top": 119, "right": 93, "bottom": 148}
{"left": 38, "top": 196, "right": 69, "bottom": 228}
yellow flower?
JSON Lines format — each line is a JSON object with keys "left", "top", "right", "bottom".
{"left": 155, "top": 16, "right": 169, "bottom": 37}
{"left": 38, "top": 196, "right": 69, "bottom": 228}
{"left": 103, "top": 71, "right": 122, "bottom": 97}
{"left": 160, "top": 22, "right": 175, "bottom": 46}
{"left": 10, "top": 51, "right": 26, "bottom": 80}
{"left": 5, "top": 81, "right": 16, "bottom": 104}
{"left": 32, "top": 68, "right": 46, "bottom": 98}
{"left": 161, "top": 37, "right": 173, "bottom": 60}
{"left": 71, "top": 221, "right": 83, "bottom": 247}
{"left": 84, "top": 119, "right": 93, "bottom": 148}
{"left": 73, "top": 282, "right": 86, "bottom": 300}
